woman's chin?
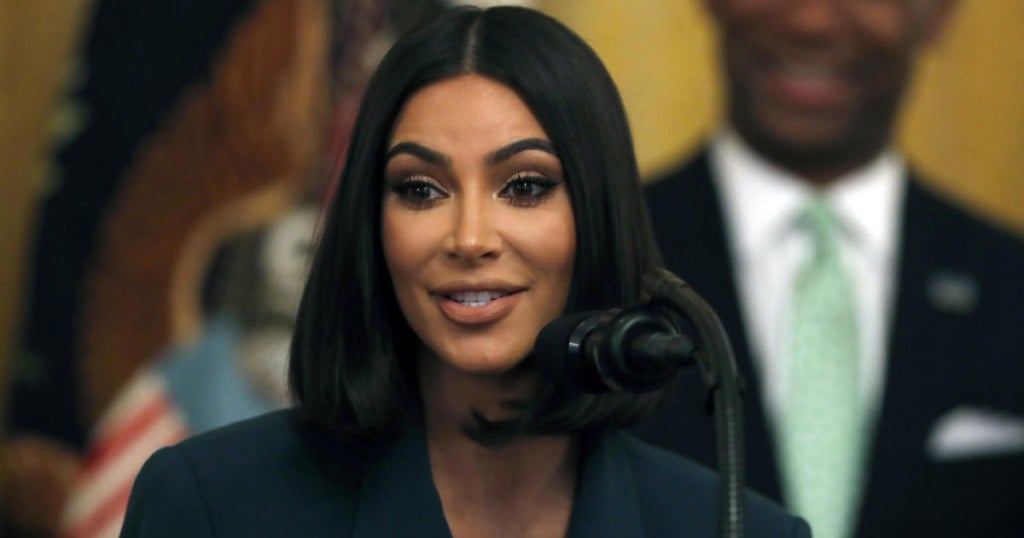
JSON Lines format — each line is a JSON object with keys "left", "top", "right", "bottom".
{"left": 427, "top": 341, "right": 534, "bottom": 378}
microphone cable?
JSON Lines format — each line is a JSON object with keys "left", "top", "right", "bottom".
{"left": 643, "top": 267, "right": 746, "bottom": 538}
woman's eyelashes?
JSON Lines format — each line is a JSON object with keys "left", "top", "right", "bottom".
{"left": 390, "top": 176, "right": 448, "bottom": 209}
{"left": 387, "top": 171, "right": 560, "bottom": 210}
{"left": 497, "top": 172, "right": 559, "bottom": 208}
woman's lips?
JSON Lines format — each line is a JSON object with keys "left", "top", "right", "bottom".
{"left": 435, "top": 290, "right": 524, "bottom": 325}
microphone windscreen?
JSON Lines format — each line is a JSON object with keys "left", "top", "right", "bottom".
{"left": 533, "top": 310, "right": 602, "bottom": 389}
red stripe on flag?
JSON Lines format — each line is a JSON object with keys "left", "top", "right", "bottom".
{"left": 79, "top": 392, "right": 173, "bottom": 479}
{"left": 64, "top": 474, "right": 134, "bottom": 538}
{"left": 64, "top": 424, "right": 189, "bottom": 538}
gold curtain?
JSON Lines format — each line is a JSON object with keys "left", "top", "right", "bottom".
{"left": 539, "top": 0, "right": 1024, "bottom": 232}
{"left": 0, "top": 0, "right": 93, "bottom": 438}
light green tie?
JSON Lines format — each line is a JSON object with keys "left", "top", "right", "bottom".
{"left": 779, "top": 198, "right": 865, "bottom": 538}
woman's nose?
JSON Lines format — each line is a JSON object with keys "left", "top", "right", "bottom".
{"left": 445, "top": 194, "right": 502, "bottom": 261}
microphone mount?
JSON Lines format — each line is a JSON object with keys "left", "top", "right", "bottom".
{"left": 563, "top": 304, "right": 696, "bottom": 393}
{"left": 533, "top": 268, "right": 747, "bottom": 538}
{"left": 642, "top": 268, "right": 746, "bottom": 538}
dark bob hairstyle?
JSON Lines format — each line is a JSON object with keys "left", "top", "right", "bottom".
{"left": 289, "top": 5, "right": 662, "bottom": 440}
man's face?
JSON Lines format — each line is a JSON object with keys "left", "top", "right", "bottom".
{"left": 707, "top": 0, "right": 953, "bottom": 180}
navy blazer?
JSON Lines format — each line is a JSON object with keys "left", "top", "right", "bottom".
{"left": 121, "top": 409, "right": 809, "bottom": 537}
{"left": 636, "top": 149, "right": 1024, "bottom": 537}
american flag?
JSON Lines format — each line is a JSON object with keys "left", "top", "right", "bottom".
{"left": 58, "top": 314, "right": 282, "bottom": 537}
{"left": 57, "top": 0, "right": 393, "bottom": 533}
{"left": 58, "top": 372, "right": 190, "bottom": 538}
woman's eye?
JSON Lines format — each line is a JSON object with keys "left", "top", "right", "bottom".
{"left": 498, "top": 174, "right": 559, "bottom": 207}
{"left": 390, "top": 178, "right": 447, "bottom": 208}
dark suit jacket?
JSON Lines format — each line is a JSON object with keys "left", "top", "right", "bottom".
{"left": 636, "top": 149, "right": 1024, "bottom": 537}
{"left": 121, "top": 408, "right": 808, "bottom": 537}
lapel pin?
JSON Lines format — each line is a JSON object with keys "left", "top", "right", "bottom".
{"left": 926, "top": 270, "right": 978, "bottom": 314}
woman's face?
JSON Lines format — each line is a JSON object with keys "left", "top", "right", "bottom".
{"left": 381, "top": 74, "right": 576, "bottom": 378}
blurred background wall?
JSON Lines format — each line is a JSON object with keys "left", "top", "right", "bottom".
{"left": 1, "top": 0, "right": 94, "bottom": 457}
{"left": 1, "top": 2, "right": 93, "bottom": 534}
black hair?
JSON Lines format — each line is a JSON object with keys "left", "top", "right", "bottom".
{"left": 289, "top": 5, "right": 662, "bottom": 441}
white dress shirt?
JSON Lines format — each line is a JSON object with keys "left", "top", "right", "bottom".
{"left": 709, "top": 130, "right": 906, "bottom": 425}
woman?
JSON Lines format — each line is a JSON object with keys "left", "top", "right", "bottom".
{"left": 122, "top": 6, "right": 809, "bottom": 537}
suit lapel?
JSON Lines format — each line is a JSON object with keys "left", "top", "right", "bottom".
{"left": 855, "top": 177, "right": 977, "bottom": 536}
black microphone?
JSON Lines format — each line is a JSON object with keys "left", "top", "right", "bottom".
{"left": 533, "top": 303, "right": 697, "bottom": 393}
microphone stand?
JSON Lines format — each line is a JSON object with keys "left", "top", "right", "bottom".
{"left": 643, "top": 268, "right": 746, "bottom": 538}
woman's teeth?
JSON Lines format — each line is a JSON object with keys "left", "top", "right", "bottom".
{"left": 447, "top": 291, "right": 510, "bottom": 307}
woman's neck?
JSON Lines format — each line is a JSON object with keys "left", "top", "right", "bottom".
{"left": 418, "top": 351, "right": 580, "bottom": 537}
{"left": 427, "top": 422, "right": 579, "bottom": 538}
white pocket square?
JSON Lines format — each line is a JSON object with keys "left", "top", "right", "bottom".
{"left": 926, "top": 406, "right": 1024, "bottom": 461}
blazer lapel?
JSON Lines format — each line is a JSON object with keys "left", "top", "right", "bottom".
{"left": 351, "top": 418, "right": 451, "bottom": 537}
{"left": 567, "top": 431, "right": 646, "bottom": 538}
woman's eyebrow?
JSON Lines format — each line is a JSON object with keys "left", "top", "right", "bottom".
{"left": 385, "top": 142, "right": 449, "bottom": 166}
{"left": 487, "top": 138, "right": 556, "bottom": 165}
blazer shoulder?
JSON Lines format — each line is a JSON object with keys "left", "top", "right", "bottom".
{"left": 643, "top": 150, "right": 720, "bottom": 241}
{"left": 122, "top": 444, "right": 215, "bottom": 537}
{"left": 123, "top": 409, "right": 361, "bottom": 536}
{"left": 175, "top": 408, "right": 303, "bottom": 455}
{"left": 617, "top": 434, "right": 810, "bottom": 538}
{"left": 908, "top": 178, "right": 1024, "bottom": 266}
{"left": 645, "top": 150, "right": 712, "bottom": 199}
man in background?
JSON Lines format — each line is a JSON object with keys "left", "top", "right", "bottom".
{"left": 636, "top": 1, "right": 1024, "bottom": 537}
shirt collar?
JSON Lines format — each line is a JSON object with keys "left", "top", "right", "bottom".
{"left": 710, "top": 129, "right": 905, "bottom": 264}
